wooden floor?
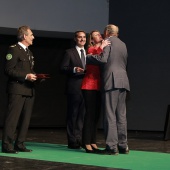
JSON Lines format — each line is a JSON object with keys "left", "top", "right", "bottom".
{"left": 0, "top": 128, "right": 170, "bottom": 170}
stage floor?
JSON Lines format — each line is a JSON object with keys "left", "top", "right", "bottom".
{"left": 0, "top": 128, "right": 170, "bottom": 170}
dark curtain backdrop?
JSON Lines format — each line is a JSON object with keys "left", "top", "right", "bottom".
{"left": 109, "top": 0, "right": 170, "bottom": 131}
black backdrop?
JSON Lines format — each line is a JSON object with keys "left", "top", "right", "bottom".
{"left": 1, "top": 0, "right": 170, "bottom": 131}
{"left": 109, "top": 0, "right": 170, "bottom": 131}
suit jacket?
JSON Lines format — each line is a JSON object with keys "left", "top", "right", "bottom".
{"left": 60, "top": 47, "right": 85, "bottom": 94}
{"left": 87, "top": 36, "right": 130, "bottom": 92}
{"left": 5, "top": 43, "right": 35, "bottom": 96}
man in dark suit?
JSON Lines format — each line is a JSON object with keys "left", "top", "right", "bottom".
{"left": 60, "top": 30, "right": 86, "bottom": 149}
{"left": 87, "top": 24, "right": 130, "bottom": 155}
{"left": 2, "top": 26, "right": 37, "bottom": 153}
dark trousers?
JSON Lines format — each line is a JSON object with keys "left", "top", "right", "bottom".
{"left": 82, "top": 90, "right": 101, "bottom": 145}
{"left": 2, "top": 94, "right": 34, "bottom": 150}
{"left": 67, "top": 93, "right": 85, "bottom": 145}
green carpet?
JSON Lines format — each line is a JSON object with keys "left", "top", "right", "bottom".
{"left": 0, "top": 142, "right": 170, "bottom": 170}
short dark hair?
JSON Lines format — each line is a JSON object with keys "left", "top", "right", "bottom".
{"left": 17, "top": 25, "right": 31, "bottom": 41}
{"left": 74, "top": 30, "right": 86, "bottom": 38}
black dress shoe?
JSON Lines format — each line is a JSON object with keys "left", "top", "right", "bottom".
{"left": 91, "top": 145, "right": 104, "bottom": 154}
{"left": 119, "top": 147, "right": 129, "bottom": 154}
{"left": 85, "top": 149, "right": 94, "bottom": 153}
{"left": 84, "top": 147, "right": 95, "bottom": 154}
{"left": 2, "top": 148, "right": 18, "bottom": 154}
{"left": 14, "top": 146, "right": 32, "bottom": 152}
{"left": 103, "top": 148, "right": 119, "bottom": 155}
{"left": 68, "top": 144, "right": 80, "bottom": 149}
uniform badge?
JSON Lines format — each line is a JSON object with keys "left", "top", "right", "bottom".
{"left": 6, "top": 54, "right": 12, "bottom": 60}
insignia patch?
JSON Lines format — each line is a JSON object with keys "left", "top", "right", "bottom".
{"left": 6, "top": 54, "right": 12, "bottom": 60}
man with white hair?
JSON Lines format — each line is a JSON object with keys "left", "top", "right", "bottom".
{"left": 87, "top": 24, "right": 130, "bottom": 155}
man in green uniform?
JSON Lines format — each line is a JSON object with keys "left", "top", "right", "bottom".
{"left": 2, "top": 26, "right": 37, "bottom": 153}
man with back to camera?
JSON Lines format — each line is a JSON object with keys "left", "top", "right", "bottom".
{"left": 2, "top": 25, "right": 37, "bottom": 153}
{"left": 60, "top": 30, "right": 86, "bottom": 149}
{"left": 87, "top": 24, "right": 130, "bottom": 155}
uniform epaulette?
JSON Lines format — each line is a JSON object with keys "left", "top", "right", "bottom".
{"left": 10, "top": 44, "right": 16, "bottom": 48}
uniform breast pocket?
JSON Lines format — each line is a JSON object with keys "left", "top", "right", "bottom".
{"left": 18, "top": 57, "right": 30, "bottom": 69}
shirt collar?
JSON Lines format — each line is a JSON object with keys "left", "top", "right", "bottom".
{"left": 75, "top": 45, "right": 85, "bottom": 51}
{"left": 18, "top": 42, "right": 27, "bottom": 51}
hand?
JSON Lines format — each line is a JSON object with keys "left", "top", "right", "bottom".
{"left": 100, "top": 39, "right": 111, "bottom": 50}
{"left": 75, "top": 67, "right": 84, "bottom": 73}
{"left": 26, "top": 73, "right": 37, "bottom": 82}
